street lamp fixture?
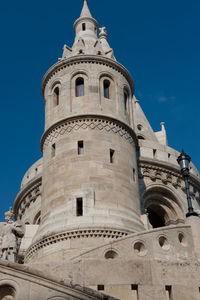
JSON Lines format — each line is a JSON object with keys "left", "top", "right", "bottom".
{"left": 177, "top": 150, "right": 198, "bottom": 218}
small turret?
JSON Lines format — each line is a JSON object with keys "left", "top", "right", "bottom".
{"left": 73, "top": 0, "right": 98, "bottom": 54}
{"left": 62, "top": 0, "right": 115, "bottom": 59}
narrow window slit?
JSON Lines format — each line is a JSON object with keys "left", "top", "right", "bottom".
{"left": 131, "top": 284, "right": 139, "bottom": 300}
{"left": 165, "top": 285, "right": 172, "bottom": 300}
{"left": 124, "top": 91, "right": 128, "bottom": 112}
{"left": 133, "top": 168, "right": 136, "bottom": 181}
{"left": 104, "top": 80, "right": 110, "bottom": 99}
{"left": 54, "top": 87, "right": 59, "bottom": 106}
{"left": 76, "top": 198, "right": 83, "bottom": 216}
{"left": 110, "top": 149, "right": 115, "bottom": 163}
{"left": 97, "top": 285, "right": 104, "bottom": 291}
{"left": 78, "top": 141, "right": 84, "bottom": 155}
{"left": 82, "top": 23, "right": 86, "bottom": 31}
{"left": 52, "top": 143, "right": 56, "bottom": 158}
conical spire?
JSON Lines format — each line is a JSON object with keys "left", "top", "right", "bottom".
{"left": 62, "top": 0, "right": 115, "bottom": 59}
{"left": 80, "top": 0, "right": 92, "bottom": 18}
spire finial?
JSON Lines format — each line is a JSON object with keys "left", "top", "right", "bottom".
{"left": 80, "top": 0, "right": 92, "bottom": 18}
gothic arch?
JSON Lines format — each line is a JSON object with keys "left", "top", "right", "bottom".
{"left": 142, "top": 184, "right": 185, "bottom": 228}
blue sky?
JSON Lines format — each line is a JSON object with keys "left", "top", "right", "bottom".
{"left": 0, "top": 0, "right": 199, "bottom": 221}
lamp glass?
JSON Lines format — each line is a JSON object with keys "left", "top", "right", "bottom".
{"left": 179, "top": 157, "right": 190, "bottom": 171}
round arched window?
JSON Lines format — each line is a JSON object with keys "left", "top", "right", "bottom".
{"left": 0, "top": 285, "right": 16, "bottom": 300}
{"left": 103, "top": 80, "right": 111, "bottom": 99}
{"left": 53, "top": 87, "right": 60, "bottom": 106}
{"left": 75, "top": 77, "right": 84, "bottom": 97}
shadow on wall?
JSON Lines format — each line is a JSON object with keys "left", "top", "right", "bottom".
{"left": 139, "top": 174, "right": 185, "bottom": 229}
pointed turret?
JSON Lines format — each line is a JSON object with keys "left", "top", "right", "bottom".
{"left": 80, "top": 0, "right": 92, "bottom": 18}
{"left": 99, "top": 27, "right": 115, "bottom": 59}
{"left": 155, "top": 122, "right": 168, "bottom": 146}
{"left": 62, "top": 0, "right": 115, "bottom": 59}
{"left": 73, "top": 0, "right": 99, "bottom": 52}
{"left": 133, "top": 98, "right": 159, "bottom": 142}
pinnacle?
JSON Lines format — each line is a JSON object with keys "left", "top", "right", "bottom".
{"left": 80, "top": 0, "right": 92, "bottom": 18}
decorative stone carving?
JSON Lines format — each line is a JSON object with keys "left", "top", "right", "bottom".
{"left": 42, "top": 116, "right": 136, "bottom": 149}
{"left": 0, "top": 208, "right": 25, "bottom": 263}
{"left": 41, "top": 56, "right": 134, "bottom": 98}
{"left": 14, "top": 179, "right": 42, "bottom": 220}
{"left": 25, "top": 228, "right": 129, "bottom": 262}
{"left": 138, "top": 161, "right": 200, "bottom": 202}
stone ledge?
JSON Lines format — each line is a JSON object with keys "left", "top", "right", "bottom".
{"left": 40, "top": 114, "right": 138, "bottom": 151}
{"left": 0, "top": 260, "right": 118, "bottom": 300}
{"left": 25, "top": 228, "right": 130, "bottom": 262}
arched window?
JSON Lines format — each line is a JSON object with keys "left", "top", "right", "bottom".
{"left": 143, "top": 187, "right": 184, "bottom": 229}
{"left": 146, "top": 206, "right": 166, "bottom": 228}
{"left": 124, "top": 92, "right": 128, "bottom": 112}
{"left": 75, "top": 77, "right": 84, "bottom": 97}
{"left": 103, "top": 79, "right": 110, "bottom": 99}
{"left": 0, "top": 285, "right": 15, "bottom": 300}
{"left": 53, "top": 87, "right": 59, "bottom": 106}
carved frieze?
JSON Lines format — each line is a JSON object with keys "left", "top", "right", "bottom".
{"left": 14, "top": 179, "right": 42, "bottom": 219}
{"left": 25, "top": 228, "right": 129, "bottom": 262}
{"left": 42, "top": 116, "right": 136, "bottom": 150}
{"left": 138, "top": 162, "right": 200, "bottom": 201}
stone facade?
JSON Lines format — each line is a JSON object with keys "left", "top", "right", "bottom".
{"left": 1, "top": 1, "right": 200, "bottom": 299}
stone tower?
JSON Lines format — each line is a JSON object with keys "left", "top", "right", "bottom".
{"left": 1, "top": 1, "right": 200, "bottom": 300}
{"left": 24, "top": 0, "right": 144, "bottom": 263}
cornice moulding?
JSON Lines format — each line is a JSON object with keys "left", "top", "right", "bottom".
{"left": 40, "top": 114, "right": 138, "bottom": 152}
{"left": 73, "top": 16, "right": 99, "bottom": 30}
{"left": 13, "top": 176, "right": 42, "bottom": 217}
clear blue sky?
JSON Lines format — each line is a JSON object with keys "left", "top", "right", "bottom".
{"left": 0, "top": 0, "right": 199, "bottom": 221}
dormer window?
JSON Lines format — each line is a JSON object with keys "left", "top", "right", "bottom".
{"left": 75, "top": 77, "right": 84, "bottom": 97}
{"left": 82, "top": 23, "right": 86, "bottom": 31}
{"left": 103, "top": 80, "right": 110, "bottom": 99}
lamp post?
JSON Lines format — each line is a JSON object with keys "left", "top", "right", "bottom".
{"left": 177, "top": 150, "right": 198, "bottom": 218}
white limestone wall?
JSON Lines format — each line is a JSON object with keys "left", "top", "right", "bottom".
{"left": 139, "top": 140, "right": 199, "bottom": 177}
{"left": 21, "top": 158, "right": 43, "bottom": 188}
{"left": 43, "top": 58, "right": 134, "bottom": 131}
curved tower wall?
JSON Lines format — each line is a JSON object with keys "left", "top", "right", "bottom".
{"left": 43, "top": 58, "right": 134, "bottom": 131}
{"left": 25, "top": 3, "right": 145, "bottom": 263}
